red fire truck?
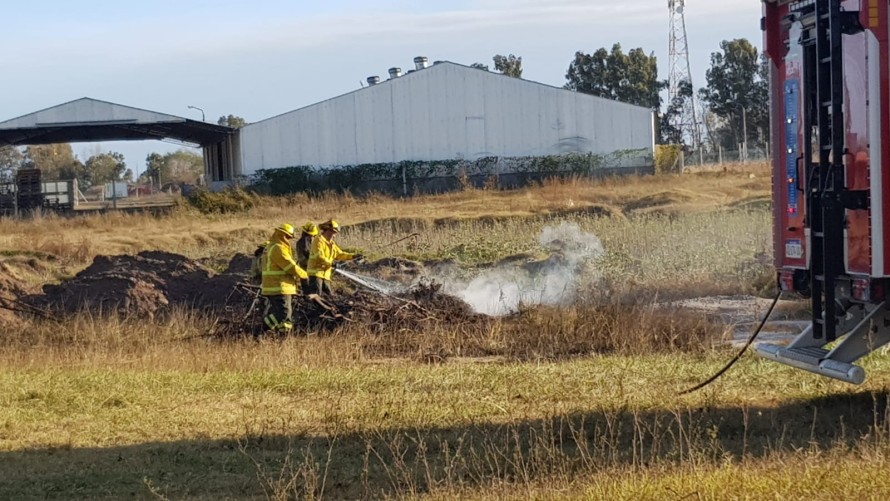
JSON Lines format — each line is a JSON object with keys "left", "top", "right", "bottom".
{"left": 755, "top": 0, "right": 890, "bottom": 383}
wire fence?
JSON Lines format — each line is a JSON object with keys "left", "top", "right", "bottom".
{"left": 681, "top": 142, "right": 771, "bottom": 167}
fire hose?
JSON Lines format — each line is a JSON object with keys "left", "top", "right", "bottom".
{"left": 384, "top": 233, "right": 420, "bottom": 247}
{"left": 677, "top": 290, "right": 782, "bottom": 395}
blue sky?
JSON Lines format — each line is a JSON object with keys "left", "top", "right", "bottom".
{"left": 1, "top": 0, "right": 762, "bottom": 176}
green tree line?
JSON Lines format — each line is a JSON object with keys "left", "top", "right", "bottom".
{"left": 562, "top": 39, "right": 767, "bottom": 149}
{"left": 0, "top": 144, "right": 203, "bottom": 187}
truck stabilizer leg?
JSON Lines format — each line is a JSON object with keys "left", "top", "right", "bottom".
{"left": 754, "top": 302, "right": 890, "bottom": 384}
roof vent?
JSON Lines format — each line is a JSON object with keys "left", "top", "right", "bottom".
{"left": 388, "top": 67, "right": 402, "bottom": 79}
{"left": 413, "top": 56, "right": 429, "bottom": 70}
{"left": 367, "top": 76, "right": 380, "bottom": 86}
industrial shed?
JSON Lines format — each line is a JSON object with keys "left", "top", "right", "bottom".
{"left": 237, "top": 61, "right": 655, "bottom": 182}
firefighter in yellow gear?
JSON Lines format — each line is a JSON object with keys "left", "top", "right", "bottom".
{"left": 261, "top": 223, "right": 308, "bottom": 334}
{"left": 295, "top": 222, "right": 318, "bottom": 294}
{"left": 250, "top": 240, "right": 270, "bottom": 283}
{"left": 295, "top": 222, "right": 317, "bottom": 270}
{"left": 306, "top": 219, "right": 362, "bottom": 295}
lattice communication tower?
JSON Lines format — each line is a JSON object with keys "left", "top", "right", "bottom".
{"left": 667, "top": 0, "right": 701, "bottom": 148}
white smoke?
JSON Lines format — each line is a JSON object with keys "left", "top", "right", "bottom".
{"left": 429, "top": 222, "right": 604, "bottom": 315}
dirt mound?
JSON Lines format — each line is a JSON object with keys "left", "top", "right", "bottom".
{"left": 22, "top": 251, "right": 484, "bottom": 336}
{"left": 0, "top": 257, "right": 47, "bottom": 326}
{"left": 0, "top": 272, "right": 26, "bottom": 326}
{"left": 29, "top": 251, "right": 251, "bottom": 318}
{"left": 405, "top": 279, "right": 475, "bottom": 317}
{"left": 623, "top": 191, "right": 694, "bottom": 214}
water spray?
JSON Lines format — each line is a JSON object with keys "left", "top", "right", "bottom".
{"left": 335, "top": 268, "right": 405, "bottom": 295}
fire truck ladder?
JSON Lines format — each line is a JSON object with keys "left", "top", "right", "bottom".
{"left": 755, "top": 0, "right": 890, "bottom": 384}
{"left": 809, "top": 0, "right": 846, "bottom": 344}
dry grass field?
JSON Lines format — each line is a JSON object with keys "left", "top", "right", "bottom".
{"left": 3, "top": 164, "right": 890, "bottom": 500}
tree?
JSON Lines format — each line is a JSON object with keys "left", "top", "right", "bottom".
{"left": 84, "top": 151, "right": 126, "bottom": 186}
{"left": 493, "top": 54, "right": 522, "bottom": 78}
{"left": 22, "top": 144, "right": 80, "bottom": 179}
{"left": 698, "top": 38, "right": 769, "bottom": 149}
{"left": 217, "top": 115, "right": 247, "bottom": 128}
{"left": 470, "top": 62, "right": 490, "bottom": 71}
{"left": 57, "top": 159, "right": 88, "bottom": 185}
{"left": 144, "top": 152, "right": 167, "bottom": 186}
{"left": 659, "top": 79, "right": 694, "bottom": 145}
{"left": 0, "top": 145, "right": 24, "bottom": 181}
{"left": 164, "top": 150, "right": 203, "bottom": 184}
{"left": 565, "top": 44, "right": 662, "bottom": 110}
{"left": 142, "top": 150, "right": 203, "bottom": 186}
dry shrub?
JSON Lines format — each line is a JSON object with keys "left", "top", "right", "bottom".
{"left": 355, "top": 301, "right": 717, "bottom": 362}
{"left": 456, "top": 166, "right": 473, "bottom": 191}
{"left": 187, "top": 187, "right": 257, "bottom": 214}
{"left": 654, "top": 144, "right": 683, "bottom": 173}
{"left": 501, "top": 303, "right": 717, "bottom": 358}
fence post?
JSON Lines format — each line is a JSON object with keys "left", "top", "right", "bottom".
{"left": 496, "top": 156, "right": 501, "bottom": 188}
{"left": 718, "top": 146, "right": 723, "bottom": 165}
{"left": 401, "top": 163, "right": 407, "bottom": 196}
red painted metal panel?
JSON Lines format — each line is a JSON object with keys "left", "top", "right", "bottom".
{"left": 843, "top": 24, "right": 872, "bottom": 274}
{"left": 767, "top": 1, "right": 807, "bottom": 270}
{"left": 877, "top": 0, "right": 890, "bottom": 276}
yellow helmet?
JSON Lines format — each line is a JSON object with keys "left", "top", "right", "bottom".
{"left": 275, "top": 223, "right": 295, "bottom": 238}
{"left": 319, "top": 219, "right": 340, "bottom": 233}
{"left": 301, "top": 221, "right": 318, "bottom": 236}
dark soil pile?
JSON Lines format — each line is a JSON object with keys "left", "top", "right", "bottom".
{"left": 405, "top": 278, "right": 475, "bottom": 317}
{"left": 24, "top": 251, "right": 485, "bottom": 336}
{"left": 29, "top": 251, "right": 252, "bottom": 319}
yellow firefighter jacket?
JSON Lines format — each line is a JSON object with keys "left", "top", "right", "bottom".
{"left": 261, "top": 232, "right": 308, "bottom": 296}
{"left": 307, "top": 234, "right": 354, "bottom": 280}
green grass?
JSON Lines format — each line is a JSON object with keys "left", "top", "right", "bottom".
{"left": 428, "top": 459, "right": 890, "bottom": 500}
{"left": 3, "top": 353, "right": 890, "bottom": 499}
{"left": 5, "top": 176, "right": 877, "bottom": 499}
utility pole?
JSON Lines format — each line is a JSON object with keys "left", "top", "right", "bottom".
{"left": 668, "top": 0, "right": 701, "bottom": 149}
{"left": 741, "top": 106, "right": 747, "bottom": 162}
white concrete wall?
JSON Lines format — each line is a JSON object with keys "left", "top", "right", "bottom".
{"left": 240, "top": 62, "right": 654, "bottom": 175}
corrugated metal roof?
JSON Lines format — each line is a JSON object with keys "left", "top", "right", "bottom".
{"left": 239, "top": 61, "right": 655, "bottom": 171}
{"left": 0, "top": 97, "right": 233, "bottom": 146}
{"left": 250, "top": 61, "right": 653, "bottom": 126}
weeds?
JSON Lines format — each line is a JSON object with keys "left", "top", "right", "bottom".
{"left": 3, "top": 166, "right": 858, "bottom": 499}
{"left": 159, "top": 390, "right": 890, "bottom": 499}
{"left": 187, "top": 187, "right": 258, "bottom": 214}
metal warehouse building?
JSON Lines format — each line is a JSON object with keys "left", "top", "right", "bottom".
{"left": 237, "top": 60, "right": 654, "bottom": 179}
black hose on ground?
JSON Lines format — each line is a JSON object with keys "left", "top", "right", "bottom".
{"left": 678, "top": 290, "right": 782, "bottom": 395}
{"left": 385, "top": 232, "right": 420, "bottom": 247}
